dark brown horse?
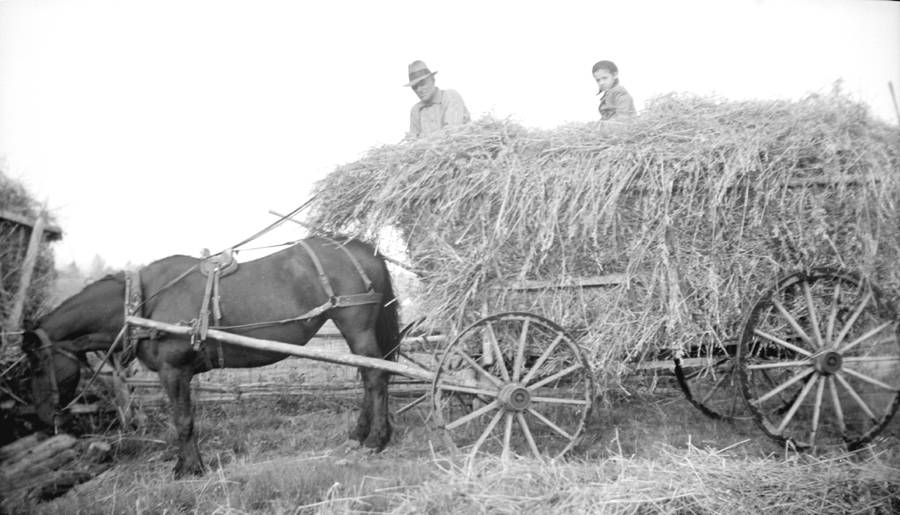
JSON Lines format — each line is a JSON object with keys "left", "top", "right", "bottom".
{"left": 21, "top": 237, "right": 399, "bottom": 478}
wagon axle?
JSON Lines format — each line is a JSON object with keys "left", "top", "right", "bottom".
{"left": 498, "top": 383, "right": 531, "bottom": 411}
{"left": 813, "top": 350, "right": 842, "bottom": 375}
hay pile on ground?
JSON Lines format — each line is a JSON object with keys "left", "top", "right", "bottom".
{"left": 307, "top": 90, "right": 900, "bottom": 389}
{"left": 384, "top": 446, "right": 900, "bottom": 515}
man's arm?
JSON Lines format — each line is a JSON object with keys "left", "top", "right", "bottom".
{"left": 441, "top": 90, "right": 471, "bottom": 127}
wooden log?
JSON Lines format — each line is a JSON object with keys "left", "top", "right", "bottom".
{"left": 3, "top": 450, "right": 77, "bottom": 491}
{"left": 29, "top": 469, "right": 109, "bottom": 503}
{"left": 1, "top": 434, "right": 77, "bottom": 479}
{"left": 0, "top": 433, "right": 46, "bottom": 463}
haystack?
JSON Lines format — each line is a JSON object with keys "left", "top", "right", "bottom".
{"left": 306, "top": 90, "right": 900, "bottom": 389}
{"left": 0, "top": 170, "right": 58, "bottom": 358}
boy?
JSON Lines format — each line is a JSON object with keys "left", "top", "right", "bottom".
{"left": 592, "top": 61, "right": 636, "bottom": 120}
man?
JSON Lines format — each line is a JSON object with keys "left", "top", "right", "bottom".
{"left": 404, "top": 60, "right": 470, "bottom": 138}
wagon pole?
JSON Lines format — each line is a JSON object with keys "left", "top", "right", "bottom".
{"left": 267, "top": 209, "right": 415, "bottom": 274}
{"left": 126, "top": 316, "right": 454, "bottom": 386}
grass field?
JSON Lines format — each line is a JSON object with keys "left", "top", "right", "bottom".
{"left": 7, "top": 350, "right": 900, "bottom": 515}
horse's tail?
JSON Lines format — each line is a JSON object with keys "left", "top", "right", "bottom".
{"left": 376, "top": 260, "right": 401, "bottom": 362}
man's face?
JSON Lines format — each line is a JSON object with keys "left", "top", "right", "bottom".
{"left": 593, "top": 69, "right": 617, "bottom": 93}
{"left": 412, "top": 76, "right": 437, "bottom": 103}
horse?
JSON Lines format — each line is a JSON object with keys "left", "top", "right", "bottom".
{"left": 20, "top": 237, "right": 400, "bottom": 478}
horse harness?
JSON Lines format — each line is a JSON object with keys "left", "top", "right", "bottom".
{"left": 131, "top": 238, "right": 383, "bottom": 369}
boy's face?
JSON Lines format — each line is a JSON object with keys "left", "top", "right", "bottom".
{"left": 413, "top": 76, "right": 437, "bottom": 103}
{"left": 593, "top": 69, "right": 618, "bottom": 93}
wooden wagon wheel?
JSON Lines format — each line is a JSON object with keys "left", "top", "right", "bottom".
{"left": 431, "top": 312, "right": 594, "bottom": 461}
{"left": 738, "top": 268, "right": 900, "bottom": 450}
{"left": 674, "top": 339, "right": 750, "bottom": 421}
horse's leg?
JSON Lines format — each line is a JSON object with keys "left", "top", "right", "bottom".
{"left": 358, "top": 365, "right": 392, "bottom": 450}
{"left": 158, "top": 362, "right": 204, "bottom": 478}
{"left": 342, "top": 328, "right": 392, "bottom": 451}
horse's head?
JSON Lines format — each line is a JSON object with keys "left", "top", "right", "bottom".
{"left": 20, "top": 326, "right": 82, "bottom": 428}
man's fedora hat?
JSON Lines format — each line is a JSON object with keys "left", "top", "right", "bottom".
{"left": 404, "top": 60, "right": 438, "bottom": 87}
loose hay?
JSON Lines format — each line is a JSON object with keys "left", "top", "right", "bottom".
{"left": 307, "top": 90, "right": 900, "bottom": 391}
{"left": 386, "top": 445, "right": 900, "bottom": 515}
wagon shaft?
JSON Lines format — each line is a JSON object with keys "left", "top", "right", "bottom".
{"left": 125, "top": 316, "right": 440, "bottom": 383}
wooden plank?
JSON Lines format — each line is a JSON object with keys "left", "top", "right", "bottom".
{"left": 492, "top": 274, "right": 628, "bottom": 292}
{"left": 0, "top": 209, "right": 62, "bottom": 239}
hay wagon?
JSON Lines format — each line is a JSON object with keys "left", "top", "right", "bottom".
{"left": 295, "top": 92, "right": 900, "bottom": 458}
{"left": 106, "top": 92, "right": 900, "bottom": 462}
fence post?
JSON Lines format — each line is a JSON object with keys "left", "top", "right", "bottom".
{"left": 8, "top": 211, "right": 46, "bottom": 330}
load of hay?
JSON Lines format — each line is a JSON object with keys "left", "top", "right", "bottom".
{"left": 306, "top": 90, "right": 900, "bottom": 389}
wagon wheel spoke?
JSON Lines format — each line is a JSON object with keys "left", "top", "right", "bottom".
{"left": 825, "top": 280, "right": 841, "bottom": 344}
{"left": 512, "top": 318, "right": 530, "bottom": 382}
{"left": 469, "top": 409, "right": 505, "bottom": 459}
{"left": 771, "top": 296, "right": 813, "bottom": 348}
{"left": 837, "top": 322, "right": 892, "bottom": 355}
{"left": 752, "top": 329, "right": 812, "bottom": 358}
{"left": 395, "top": 393, "right": 429, "bottom": 416}
{"left": 840, "top": 365, "right": 899, "bottom": 393}
{"left": 775, "top": 373, "right": 820, "bottom": 434}
{"left": 525, "top": 407, "right": 574, "bottom": 441}
{"left": 752, "top": 367, "right": 815, "bottom": 406}
{"left": 527, "top": 364, "right": 583, "bottom": 390}
{"left": 433, "top": 313, "right": 592, "bottom": 460}
{"left": 802, "top": 280, "right": 825, "bottom": 349}
{"left": 484, "top": 322, "right": 511, "bottom": 382}
{"left": 445, "top": 400, "right": 501, "bottom": 431}
{"left": 521, "top": 333, "right": 564, "bottom": 385}
{"left": 501, "top": 412, "right": 514, "bottom": 460}
{"left": 833, "top": 372, "right": 878, "bottom": 421}
{"left": 516, "top": 412, "right": 542, "bottom": 460}
{"left": 438, "top": 384, "right": 501, "bottom": 398}
{"left": 809, "top": 375, "right": 827, "bottom": 448}
{"left": 833, "top": 291, "right": 872, "bottom": 350}
{"left": 740, "top": 269, "right": 900, "bottom": 450}
{"left": 448, "top": 346, "right": 503, "bottom": 388}
{"left": 828, "top": 376, "right": 846, "bottom": 435}
{"left": 530, "top": 396, "right": 589, "bottom": 406}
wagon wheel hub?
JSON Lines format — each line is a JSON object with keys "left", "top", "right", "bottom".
{"left": 814, "top": 350, "right": 842, "bottom": 375}
{"left": 498, "top": 383, "right": 531, "bottom": 411}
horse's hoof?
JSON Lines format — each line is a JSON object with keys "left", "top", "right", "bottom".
{"left": 345, "top": 439, "right": 362, "bottom": 451}
{"left": 173, "top": 464, "right": 205, "bottom": 480}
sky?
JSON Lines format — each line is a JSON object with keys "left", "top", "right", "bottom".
{"left": 1, "top": 0, "right": 898, "bottom": 270}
